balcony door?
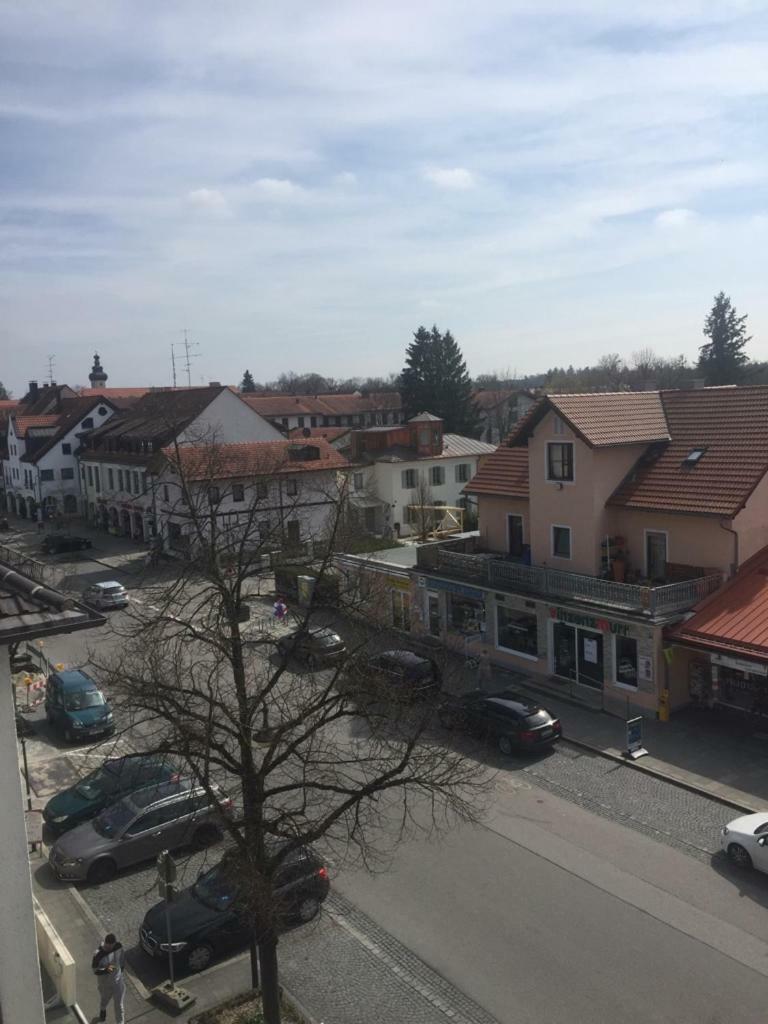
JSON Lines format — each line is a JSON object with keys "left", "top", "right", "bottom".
{"left": 645, "top": 531, "right": 668, "bottom": 581}
{"left": 507, "top": 514, "right": 524, "bottom": 559}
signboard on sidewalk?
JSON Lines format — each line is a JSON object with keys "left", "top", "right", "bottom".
{"left": 625, "top": 716, "right": 648, "bottom": 760}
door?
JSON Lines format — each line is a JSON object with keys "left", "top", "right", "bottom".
{"left": 118, "top": 803, "right": 187, "bottom": 868}
{"left": 646, "top": 531, "right": 667, "bottom": 581}
{"left": 507, "top": 515, "right": 524, "bottom": 558}
{"left": 577, "top": 629, "right": 604, "bottom": 689}
{"left": 552, "top": 623, "right": 577, "bottom": 681}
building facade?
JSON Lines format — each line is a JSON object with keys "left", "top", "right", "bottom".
{"left": 242, "top": 391, "right": 403, "bottom": 433}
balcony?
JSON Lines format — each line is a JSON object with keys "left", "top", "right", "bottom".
{"left": 416, "top": 545, "right": 722, "bottom": 617}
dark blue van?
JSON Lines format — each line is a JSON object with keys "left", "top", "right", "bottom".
{"left": 45, "top": 670, "right": 114, "bottom": 744}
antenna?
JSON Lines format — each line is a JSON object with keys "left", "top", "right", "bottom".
{"left": 46, "top": 355, "right": 55, "bottom": 386}
{"left": 173, "top": 328, "right": 200, "bottom": 388}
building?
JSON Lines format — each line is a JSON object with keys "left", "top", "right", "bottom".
{"left": 242, "top": 391, "right": 403, "bottom": 433}
{"left": 412, "top": 387, "right": 768, "bottom": 716}
{"left": 288, "top": 425, "right": 352, "bottom": 449}
{"left": 78, "top": 385, "right": 282, "bottom": 543}
{"left": 473, "top": 388, "right": 537, "bottom": 445}
{"left": 0, "top": 555, "right": 104, "bottom": 1022}
{"left": 151, "top": 438, "right": 350, "bottom": 557}
{"left": 346, "top": 413, "right": 496, "bottom": 538}
{"left": 3, "top": 396, "right": 119, "bottom": 521}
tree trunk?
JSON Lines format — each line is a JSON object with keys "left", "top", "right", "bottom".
{"left": 259, "top": 932, "right": 281, "bottom": 1024}
{"left": 249, "top": 931, "right": 260, "bottom": 990}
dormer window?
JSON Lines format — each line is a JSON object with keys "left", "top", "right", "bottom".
{"left": 553, "top": 415, "right": 565, "bottom": 435}
{"left": 682, "top": 448, "right": 706, "bottom": 468}
{"left": 546, "top": 442, "right": 574, "bottom": 482}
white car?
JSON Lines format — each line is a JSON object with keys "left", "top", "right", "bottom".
{"left": 83, "top": 581, "right": 129, "bottom": 610}
{"left": 720, "top": 812, "right": 768, "bottom": 870}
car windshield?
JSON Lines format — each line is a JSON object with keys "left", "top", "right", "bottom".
{"left": 74, "top": 766, "right": 121, "bottom": 801}
{"left": 93, "top": 799, "right": 135, "bottom": 837}
{"left": 100, "top": 586, "right": 123, "bottom": 595}
{"left": 64, "top": 689, "right": 105, "bottom": 710}
{"left": 193, "top": 865, "right": 238, "bottom": 911}
{"left": 525, "top": 710, "right": 550, "bottom": 727}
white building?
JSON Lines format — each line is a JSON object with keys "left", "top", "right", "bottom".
{"left": 3, "top": 396, "right": 119, "bottom": 521}
{"left": 78, "top": 385, "right": 283, "bottom": 544}
{"left": 242, "top": 391, "right": 403, "bottom": 433}
{"left": 346, "top": 413, "right": 496, "bottom": 537}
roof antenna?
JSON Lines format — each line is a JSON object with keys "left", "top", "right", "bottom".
{"left": 173, "top": 328, "right": 200, "bottom": 387}
{"left": 46, "top": 354, "right": 55, "bottom": 386}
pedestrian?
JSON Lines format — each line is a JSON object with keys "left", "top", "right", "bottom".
{"left": 92, "top": 932, "right": 126, "bottom": 1024}
{"left": 273, "top": 596, "right": 288, "bottom": 621}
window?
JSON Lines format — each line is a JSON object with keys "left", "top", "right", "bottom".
{"left": 256, "top": 481, "right": 268, "bottom": 499}
{"left": 133, "top": 471, "right": 140, "bottom": 493}
{"left": 353, "top": 472, "right": 364, "bottom": 491}
{"left": 232, "top": 483, "right": 244, "bottom": 502}
{"left": 259, "top": 520, "right": 271, "bottom": 540}
{"left": 108, "top": 468, "right": 114, "bottom": 490}
{"left": 310, "top": 416, "right": 317, "bottom": 427}
{"left": 81, "top": 465, "right": 86, "bottom": 481}
{"left": 455, "top": 463, "right": 470, "bottom": 483}
{"left": 61, "top": 467, "right": 74, "bottom": 480}
{"left": 117, "top": 469, "right": 124, "bottom": 491}
{"left": 553, "top": 415, "right": 565, "bottom": 435}
{"left": 208, "top": 486, "right": 220, "bottom": 504}
{"left": 40, "top": 469, "right": 54, "bottom": 482}
{"left": 125, "top": 471, "right": 132, "bottom": 494}
{"left": 449, "top": 594, "right": 484, "bottom": 633}
{"left": 61, "top": 443, "right": 71, "bottom": 455}
{"left": 286, "top": 478, "right": 298, "bottom": 497}
{"left": 552, "top": 525, "right": 571, "bottom": 559}
{"left": 430, "top": 466, "right": 445, "bottom": 486}
{"left": 682, "top": 448, "right": 706, "bottom": 468}
{"left": 427, "top": 592, "right": 441, "bottom": 636}
{"left": 281, "top": 417, "right": 289, "bottom": 428}
{"left": 496, "top": 606, "right": 538, "bottom": 658}
{"left": 81, "top": 417, "right": 94, "bottom": 430}
{"left": 615, "top": 636, "right": 638, "bottom": 688}
{"left": 98, "top": 406, "right": 107, "bottom": 416}
{"left": 286, "top": 519, "right": 301, "bottom": 545}
{"left": 547, "top": 442, "right": 574, "bottom": 481}
{"left": 391, "top": 590, "right": 411, "bottom": 631}
{"left": 401, "top": 469, "right": 417, "bottom": 489}
{"left": 94, "top": 467, "right": 100, "bottom": 493}
{"left": 298, "top": 416, "right": 305, "bottom": 428}
{"left": 163, "top": 485, "right": 169, "bottom": 503}
{"left": 87, "top": 465, "right": 94, "bottom": 486}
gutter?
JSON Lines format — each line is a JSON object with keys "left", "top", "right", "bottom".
{"left": 718, "top": 519, "right": 738, "bottom": 577}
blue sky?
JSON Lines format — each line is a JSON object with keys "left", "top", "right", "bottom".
{"left": 1, "top": 1, "right": 767, "bottom": 393}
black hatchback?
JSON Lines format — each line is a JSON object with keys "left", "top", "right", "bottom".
{"left": 365, "top": 650, "right": 441, "bottom": 701}
{"left": 438, "top": 690, "right": 561, "bottom": 755}
{"left": 139, "top": 846, "right": 330, "bottom": 972}
{"left": 41, "top": 534, "right": 92, "bottom": 554}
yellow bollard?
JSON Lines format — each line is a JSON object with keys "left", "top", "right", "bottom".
{"left": 658, "top": 688, "right": 670, "bottom": 722}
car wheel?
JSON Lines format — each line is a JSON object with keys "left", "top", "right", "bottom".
{"left": 87, "top": 858, "right": 117, "bottom": 884}
{"left": 296, "top": 896, "right": 320, "bottom": 923}
{"left": 727, "top": 843, "right": 753, "bottom": 870}
{"left": 192, "top": 824, "right": 221, "bottom": 849}
{"left": 186, "top": 943, "right": 214, "bottom": 972}
{"left": 497, "top": 734, "right": 515, "bottom": 756}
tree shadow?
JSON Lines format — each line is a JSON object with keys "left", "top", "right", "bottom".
{"left": 710, "top": 850, "right": 768, "bottom": 909}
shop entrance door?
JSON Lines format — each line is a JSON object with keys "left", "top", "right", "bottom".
{"left": 577, "top": 629, "right": 604, "bottom": 689}
{"left": 553, "top": 622, "right": 604, "bottom": 689}
{"left": 553, "top": 622, "right": 577, "bottom": 681}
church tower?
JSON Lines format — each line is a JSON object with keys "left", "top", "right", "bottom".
{"left": 88, "top": 352, "right": 108, "bottom": 387}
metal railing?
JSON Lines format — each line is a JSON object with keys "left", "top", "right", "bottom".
{"left": 420, "top": 546, "right": 722, "bottom": 616}
{"left": 0, "top": 543, "right": 58, "bottom": 586}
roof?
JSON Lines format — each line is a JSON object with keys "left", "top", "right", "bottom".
{"left": 608, "top": 387, "right": 768, "bottom": 518}
{"left": 463, "top": 446, "right": 529, "bottom": 498}
{"left": 79, "top": 387, "right": 153, "bottom": 398}
{"left": 83, "top": 386, "right": 230, "bottom": 449}
{"left": 242, "top": 391, "right": 401, "bottom": 418}
{"left": 12, "top": 415, "right": 61, "bottom": 438}
{"left": 442, "top": 435, "right": 496, "bottom": 458}
{"left": 472, "top": 388, "right": 533, "bottom": 412}
{"left": 288, "top": 426, "right": 351, "bottom": 443}
{"left": 361, "top": 434, "right": 494, "bottom": 464}
{"left": 18, "top": 397, "right": 118, "bottom": 463}
{"left": 160, "top": 439, "right": 349, "bottom": 480}
{"left": 510, "top": 392, "right": 670, "bottom": 448}
{"left": 408, "top": 412, "right": 442, "bottom": 422}
{"left": 0, "top": 560, "right": 105, "bottom": 643}
{"left": 668, "top": 545, "right": 768, "bottom": 661}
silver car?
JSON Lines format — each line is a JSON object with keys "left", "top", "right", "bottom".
{"left": 83, "top": 581, "right": 129, "bottom": 610}
{"left": 49, "top": 778, "right": 232, "bottom": 884}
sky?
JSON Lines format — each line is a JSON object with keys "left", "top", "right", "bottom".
{"left": 1, "top": 0, "right": 767, "bottom": 394}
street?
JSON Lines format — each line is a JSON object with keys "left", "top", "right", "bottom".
{"left": 14, "top": 527, "right": 768, "bottom": 1023}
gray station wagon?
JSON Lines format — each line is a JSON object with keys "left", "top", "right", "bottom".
{"left": 48, "top": 777, "right": 232, "bottom": 884}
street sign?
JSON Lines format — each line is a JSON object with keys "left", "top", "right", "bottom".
{"left": 625, "top": 716, "right": 648, "bottom": 760}
{"left": 157, "top": 850, "right": 177, "bottom": 885}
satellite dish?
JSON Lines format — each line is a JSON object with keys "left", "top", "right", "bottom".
{"left": 302, "top": 427, "right": 311, "bottom": 438}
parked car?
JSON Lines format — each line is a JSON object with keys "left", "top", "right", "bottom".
{"left": 41, "top": 534, "right": 92, "bottom": 554}
{"left": 438, "top": 690, "right": 561, "bottom": 755}
{"left": 48, "top": 778, "right": 232, "bottom": 884}
{"left": 139, "top": 845, "right": 330, "bottom": 972}
{"left": 362, "top": 650, "right": 441, "bottom": 702}
{"left": 43, "top": 755, "right": 181, "bottom": 837}
{"left": 720, "top": 812, "right": 768, "bottom": 870}
{"left": 276, "top": 627, "right": 346, "bottom": 668}
{"left": 45, "top": 670, "right": 114, "bottom": 744}
{"left": 82, "top": 581, "right": 129, "bottom": 610}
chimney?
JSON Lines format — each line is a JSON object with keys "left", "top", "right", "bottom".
{"left": 28, "top": 381, "right": 38, "bottom": 397}
{"left": 208, "top": 381, "right": 221, "bottom": 387}
{"left": 691, "top": 378, "right": 707, "bottom": 390}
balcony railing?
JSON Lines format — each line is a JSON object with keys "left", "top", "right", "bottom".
{"left": 418, "top": 546, "right": 722, "bottom": 616}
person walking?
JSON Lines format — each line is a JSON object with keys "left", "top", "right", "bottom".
{"left": 92, "top": 932, "right": 126, "bottom": 1023}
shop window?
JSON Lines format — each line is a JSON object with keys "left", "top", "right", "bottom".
{"left": 427, "top": 592, "right": 441, "bottom": 636}
{"left": 450, "top": 594, "right": 484, "bottom": 633}
{"left": 546, "top": 442, "right": 574, "bottom": 482}
{"left": 392, "top": 590, "right": 411, "bottom": 631}
{"left": 615, "top": 636, "right": 638, "bottom": 688}
{"left": 497, "top": 606, "right": 538, "bottom": 658}
{"left": 552, "top": 525, "right": 571, "bottom": 559}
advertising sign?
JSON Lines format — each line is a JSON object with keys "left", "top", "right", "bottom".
{"left": 625, "top": 717, "right": 648, "bottom": 760}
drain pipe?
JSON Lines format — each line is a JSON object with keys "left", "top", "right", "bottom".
{"left": 719, "top": 519, "right": 738, "bottom": 578}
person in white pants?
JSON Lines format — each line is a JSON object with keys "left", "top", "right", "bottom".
{"left": 92, "top": 933, "right": 126, "bottom": 1024}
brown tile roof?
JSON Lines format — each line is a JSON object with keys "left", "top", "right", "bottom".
{"left": 12, "top": 415, "right": 61, "bottom": 438}
{"left": 463, "top": 445, "right": 529, "bottom": 498}
{"left": 79, "top": 387, "right": 154, "bottom": 398}
{"left": 668, "top": 545, "right": 768, "bottom": 661}
{"left": 288, "top": 426, "right": 351, "bottom": 443}
{"left": 243, "top": 392, "right": 401, "bottom": 418}
{"left": 608, "top": 386, "right": 768, "bottom": 518}
{"left": 21, "top": 397, "right": 119, "bottom": 463}
{"left": 84, "top": 386, "right": 230, "bottom": 448}
{"left": 161, "top": 439, "right": 349, "bottom": 480}
{"left": 509, "top": 392, "right": 669, "bottom": 448}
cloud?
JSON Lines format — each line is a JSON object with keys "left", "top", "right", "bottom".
{"left": 186, "top": 188, "right": 229, "bottom": 213}
{"left": 422, "top": 167, "right": 476, "bottom": 190}
{"left": 333, "top": 171, "right": 357, "bottom": 186}
{"left": 654, "top": 207, "right": 698, "bottom": 228}
{"left": 250, "top": 178, "right": 306, "bottom": 201}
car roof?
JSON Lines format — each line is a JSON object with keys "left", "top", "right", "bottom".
{"left": 90, "top": 580, "right": 124, "bottom": 590}
{"left": 53, "top": 670, "right": 97, "bottom": 690}
{"left": 376, "top": 649, "right": 429, "bottom": 666}
{"left": 127, "top": 777, "right": 215, "bottom": 810}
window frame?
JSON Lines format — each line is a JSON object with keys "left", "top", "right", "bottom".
{"left": 401, "top": 468, "right": 417, "bottom": 490}
{"left": 495, "top": 605, "right": 539, "bottom": 661}
{"left": 430, "top": 465, "right": 445, "bottom": 486}
{"left": 551, "top": 524, "right": 572, "bottom": 560}
{"left": 546, "top": 441, "right": 575, "bottom": 483}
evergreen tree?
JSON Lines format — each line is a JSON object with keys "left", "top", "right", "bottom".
{"left": 240, "top": 369, "right": 257, "bottom": 393}
{"left": 0, "top": 382, "right": 10, "bottom": 400}
{"left": 399, "top": 326, "right": 482, "bottom": 436}
{"left": 698, "top": 292, "right": 751, "bottom": 385}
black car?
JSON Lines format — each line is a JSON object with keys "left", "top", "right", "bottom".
{"left": 42, "top": 755, "right": 181, "bottom": 837}
{"left": 276, "top": 627, "right": 346, "bottom": 668}
{"left": 139, "top": 846, "right": 330, "bottom": 972}
{"left": 438, "top": 690, "right": 561, "bottom": 755}
{"left": 364, "top": 650, "right": 441, "bottom": 702}
{"left": 41, "top": 534, "right": 93, "bottom": 554}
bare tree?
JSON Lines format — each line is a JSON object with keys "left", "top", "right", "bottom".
{"left": 91, "top": 441, "right": 487, "bottom": 1024}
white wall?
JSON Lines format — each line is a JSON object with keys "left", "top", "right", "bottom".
{"left": 181, "top": 390, "right": 283, "bottom": 444}
{"left": 370, "top": 456, "right": 478, "bottom": 536}
{"left": 0, "top": 648, "right": 46, "bottom": 1023}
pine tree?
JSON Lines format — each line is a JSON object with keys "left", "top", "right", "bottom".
{"left": 240, "top": 369, "right": 257, "bottom": 393}
{"left": 399, "top": 326, "right": 482, "bottom": 436}
{"left": 698, "top": 292, "right": 751, "bottom": 385}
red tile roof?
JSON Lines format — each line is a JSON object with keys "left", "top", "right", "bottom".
{"left": 243, "top": 392, "right": 401, "bottom": 418}
{"left": 608, "top": 386, "right": 768, "bottom": 518}
{"left": 79, "top": 387, "right": 153, "bottom": 398}
{"left": 463, "top": 445, "right": 529, "bottom": 498}
{"left": 510, "top": 392, "right": 669, "bottom": 448}
{"left": 668, "top": 545, "right": 768, "bottom": 661}
{"left": 12, "top": 415, "right": 61, "bottom": 438}
{"left": 288, "top": 426, "right": 351, "bottom": 443}
{"left": 161, "top": 439, "right": 349, "bottom": 480}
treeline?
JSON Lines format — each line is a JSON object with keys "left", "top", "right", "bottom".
{"left": 240, "top": 370, "right": 400, "bottom": 394}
